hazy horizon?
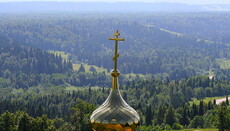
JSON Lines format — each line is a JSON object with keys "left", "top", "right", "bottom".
{"left": 0, "top": 0, "right": 230, "bottom": 5}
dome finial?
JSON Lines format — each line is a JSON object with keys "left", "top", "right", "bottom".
{"left": 109, "top": 30, "right": 124, "bottom": 77}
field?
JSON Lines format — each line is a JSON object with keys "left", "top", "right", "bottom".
{"left": 189, "top": 96, "right": 227, "bottom": 105}
{"left": 65, "top": 86, "right": 103, "bottom": 91}
{"left": 216, "top": 58, "right": 230, "bottom": 69}
{"left": 49, "top": 50, "right": 69, "bottom": 61}
{"left": 49, "top": 51, "right": 151, "bottom": 80}
{"left": 49, "top": 50, "right": 108, "bottom": 73}
{"left": 72, "top": 63, "right": 107, "bottom": 73}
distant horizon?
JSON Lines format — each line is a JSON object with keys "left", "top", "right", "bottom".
{"left": 0, "top": 0, "right": 230, "bottom": 5}
{"left": 1, "top": 1, "right": 230, "bottom": 13}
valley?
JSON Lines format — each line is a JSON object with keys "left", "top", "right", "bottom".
{"left": 1, "top": 11, "right": 230, "bottom": 130}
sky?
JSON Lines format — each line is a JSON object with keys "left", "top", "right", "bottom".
{"left": 0, "top": 0, "right": 230, "bottom": 5}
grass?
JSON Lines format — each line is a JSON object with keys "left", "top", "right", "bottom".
{"left": 123, "top": 73, "right": 146, "bottom": 78}
{"left": 144, "top": 24, "right": 184, "bottom": 37}
{"left": 164, "top": 129, "right": 218, "bottom": 131}
{"left": 49, "top": 50, "right": 69, "bottom": 61}
{"left": 204, "top": 40, "right": 217, "bottom": 44}
{"left": 160, "top": 28, "right": 184, "bottom": 37}
{"left": 72, "top": 63, "right": 107, "bottom": 73}
{"left": 72, "top": 63, "right": 151, "bottom": 80}
{"left": 65, "top": 86, "right": 103, "bottom": 91}
{"left": 49, "top": 50, "right": 108, "bottom": 73}
{"left": 216, "top": 58, "right": 230, "bottom": 69}
{"left": 49, "top": 51, "right": 152, "bottom": 79}
{"left": 189, "top": 96, "right": 227, "bottom": 105}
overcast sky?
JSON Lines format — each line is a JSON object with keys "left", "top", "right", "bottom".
{"left": 0, "top": 0, "right": 230, "bottom": 5}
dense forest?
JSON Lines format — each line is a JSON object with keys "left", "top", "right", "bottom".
{"left": 1, "top": 13, "right": 230, "bottom": 80}
{"left": 1, "top": 12, "right": 230, "bottom": 131}
{"left": 139, "top": 13, "right": 230, "bottom": 44}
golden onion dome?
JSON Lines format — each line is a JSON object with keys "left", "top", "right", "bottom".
{"left": 90, "top": 30, "right": 140, "bottom": 131}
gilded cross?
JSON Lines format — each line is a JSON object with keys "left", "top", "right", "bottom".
{"left": 109, "top": 30, "right": 125, "bottom": 71}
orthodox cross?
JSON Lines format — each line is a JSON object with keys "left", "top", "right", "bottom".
{"left": 109, "top": 30, "right": 125, "bottom": 71}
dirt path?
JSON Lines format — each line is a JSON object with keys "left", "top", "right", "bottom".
{"left": 216, "top": 97, "right": 230, "bottom": 105}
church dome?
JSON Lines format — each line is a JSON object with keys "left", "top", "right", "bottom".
{"left": 90, "top": 75, "right": 140, "bottom": 130}
{"left": 90, "top": 30, "right": 140, "bottom": 131}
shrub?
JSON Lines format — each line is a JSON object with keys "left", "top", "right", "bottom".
{"left": 164, "top": 124, "right": 172, "bottom": 130}
{"left": 172, "top": 123, "right": 183, "bottom": 130}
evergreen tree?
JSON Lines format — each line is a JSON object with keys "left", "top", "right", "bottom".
{"left": 0, "top": 111, "right": 15, "bottom": 131}
{"left": 217, "top": 105, "right": 230, "bottom": 131}
{"left": 88, "top": 87, "right": 92, "bottom": 95}
{"left": 36, "top": 104, "right": 44, "bottom": 117}
{"left": 154, "top": 105, "right": 166, "bottom": 125}
{"left": 199, "top": 100, "right": 204, "bottom": 116}
{"left": 180, "top": 106, "right": 190, "bottom": 126}
{"left": 70, "top": 99, "right": 96, "bottom": 131}
{"left": 145, "top": 105, "right": 152, "bottom": 126}
{"left": 226, "top": 96, "right": 229, "bottom": 105}
{"left": 89, "top": 66, "right": 96, "bottom": 73}
{"left": 164, "top": 105, "right": 177, "bottom": 127}
{"left": 191, "top": 103, "right": 198, "bottom": 118}
{"left": 207, "top": 101, "right": 213, "bottom": 110}
{"left": 33, "top": 115, "right": 52, "bottom": 131}
{"left": 189, "top": 116, "right": 204, "bottom": 128}
{"left": 185, "top": 86, "right": 193, "bottom": 101}
{"left": 78, "top": 64, "right": 85, "bottom": 73}
{"left": 18, "top": 112, "right": 32, "bottom": 131}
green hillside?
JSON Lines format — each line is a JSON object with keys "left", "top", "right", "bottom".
{"left": 1, "top": 14, "right": 230, "bottom": 80}
{"left": 1, "top": 12, "right": 230, "bottom": 131}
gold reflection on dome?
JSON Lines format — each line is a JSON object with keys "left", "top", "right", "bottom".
{"left": 90, "top": 30, "right": 140, "bottom": 131}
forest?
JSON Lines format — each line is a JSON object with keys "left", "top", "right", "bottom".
{"left": 1, "top": 13, "right": 230, "bottom": 80}
{"left": 1, "top": 12, "right": 230, "bottom": 131}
